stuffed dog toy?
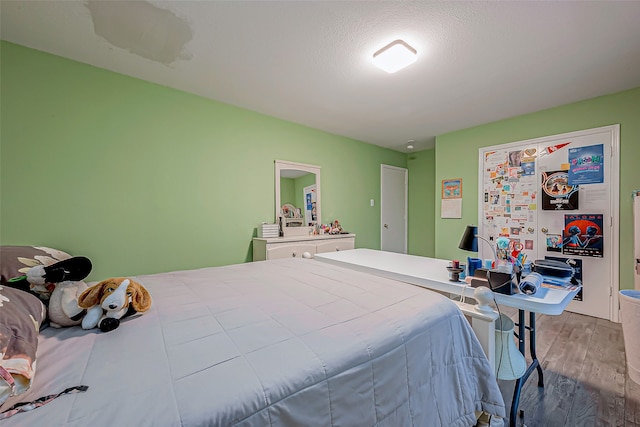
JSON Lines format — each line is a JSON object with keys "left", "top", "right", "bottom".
{"left": 78, "top": 277, "right": 152, "bottom": 332}
{"left": 23, "top": 256, "right": 93, "bottom": 328}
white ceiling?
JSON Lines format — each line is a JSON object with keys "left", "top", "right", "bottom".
{"left": 2, "top": 1, "right": 640, "bottom": 153}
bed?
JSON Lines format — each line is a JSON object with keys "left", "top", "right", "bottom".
{"left": 1, "top": 257, "right": 505, "bottom": 426}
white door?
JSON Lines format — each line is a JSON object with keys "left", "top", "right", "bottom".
{"left": 381, "top": 164, "right": 407, "bottom": 253}
{"left": 478, "top": 125, "right": 620, "bottom": 321}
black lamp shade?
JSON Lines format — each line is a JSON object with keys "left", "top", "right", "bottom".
{"left": 459, "top": 225, "right": 478, "bottom": 252}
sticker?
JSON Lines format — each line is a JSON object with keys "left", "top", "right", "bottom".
{"left": 546, "top": 234, "right": 562, "bottom": 252}
{"left": 508, "top": 150, "right": 523, "bottom": 167}
{"left": 546, "top": 142, "right": 571, "bottom": 154}
{"left": 521, "top": 162, "right": 535, "bottom": 176}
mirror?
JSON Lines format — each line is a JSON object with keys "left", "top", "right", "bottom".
{"left": 275, "top": 160, "right": 321, "bottom": 236}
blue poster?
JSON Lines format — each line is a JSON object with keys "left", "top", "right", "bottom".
{"left": 568, "top": 144, "right": 604, "bottom": 185}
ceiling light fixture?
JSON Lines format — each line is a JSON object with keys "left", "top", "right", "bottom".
{"left": 372, "top": 39, "right": 417, "bottom": 73}
{"left": 407, "top": 140, "right": 415, "bottom": 150}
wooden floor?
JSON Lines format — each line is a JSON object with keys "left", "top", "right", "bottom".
{"left": 495, "top": 306, "right": 640, "bottom": 427}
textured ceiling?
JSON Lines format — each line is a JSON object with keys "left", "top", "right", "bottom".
{"left": 2, "top": 1, "right": 640, "bottom": 153}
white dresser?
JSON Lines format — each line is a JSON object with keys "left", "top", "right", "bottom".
{"left": 252, "top": 234, "right": 355, "bottom": 261}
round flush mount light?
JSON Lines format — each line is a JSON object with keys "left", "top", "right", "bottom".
{"left": 373, "top": 39, "right": 417, "bottom": 73}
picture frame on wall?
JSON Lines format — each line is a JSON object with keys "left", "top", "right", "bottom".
{"left": 442, "top": 178, "right": 462, "bottom": 199}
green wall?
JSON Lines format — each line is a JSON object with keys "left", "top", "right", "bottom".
{"left": 434, "top": 87, "right": 640, "bottom": 291}
{"left": 294, "top": 173, "right": 316, "bottom": 222}
{"left": 279, "top": 173, "right": 315, "bottom": 223}
{"left": 0, "top": 42, "right": 406, "bottom": 280}
{"left": 407, "top": 148, "right": 436, "bottom": 257}
{"left": 279, "top": 178, "right": 295, "bottom": 206}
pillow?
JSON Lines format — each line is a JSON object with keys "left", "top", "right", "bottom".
{"left": 0, "top": 246, "right": 72, "bottom": 300}
{"left": 0, "top": 285, "right": 46, "bottom": 405}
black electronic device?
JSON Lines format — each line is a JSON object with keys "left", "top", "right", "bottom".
{"left": 486, "top": 269, "right": 514, "bottom": 295}
{"left": 533, "top": 259, "right": 573, "bottom": 278}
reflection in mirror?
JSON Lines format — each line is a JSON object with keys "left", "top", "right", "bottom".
{"left": 275, "top": 160, "right": 321, "bottom": 236}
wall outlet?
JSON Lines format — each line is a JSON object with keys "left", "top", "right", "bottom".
{"left": 370, "top": 199, "right": 375, "bottom": 207}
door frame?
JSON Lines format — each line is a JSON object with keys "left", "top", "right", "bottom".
{"left": 380, "top": 164, "right": 408, "bottom": 253}
{"left": 476, "top": 125, "right": 620, "bottom": 322}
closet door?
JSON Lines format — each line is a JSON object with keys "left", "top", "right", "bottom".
{"left": 479, "top": 125, "right": 619, "bottom": 321}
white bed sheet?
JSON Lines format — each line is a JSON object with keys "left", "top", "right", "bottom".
{"left": 1, "top": 258, "right": 505, "bottom": 426}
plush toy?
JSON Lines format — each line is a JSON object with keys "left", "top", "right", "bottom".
{"left": 22, "top": 256, "right": 93, "bottom": 328}
{"left": 78, "top": 277, "right": 152, "bottom": 332}
{"left": 47, "top": 280, "right": 89, "bottom": 328}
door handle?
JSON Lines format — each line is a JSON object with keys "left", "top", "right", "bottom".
{"left": 541, "top": 227, "right": 548, "bottom": 234}
{"left": 384, "top": 224, "right": 389, "bottom": 229}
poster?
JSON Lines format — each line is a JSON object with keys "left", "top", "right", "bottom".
{"left": 545, "top": 256, "right": 583, "bottom": 301}
{"left": 442, "top": 178, "right": 462, "bottom": 199}
{"left": 568, "top": 144, "right": 604, "bottom": 185}
{"left": 541, "top": 170, "right": 579, "bottom": 210}
{"left": 562, "top": 214, "right": 604, "bottom": 257}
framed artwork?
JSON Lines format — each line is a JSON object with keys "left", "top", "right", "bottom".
{"left": 442, "top": 178, "right": 462, "bottom": 199}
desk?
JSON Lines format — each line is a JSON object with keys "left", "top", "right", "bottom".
{"left": 315, "top": 249, "right": 581, "bottom": 427}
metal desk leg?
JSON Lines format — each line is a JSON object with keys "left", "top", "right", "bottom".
{"left": 528, "top": 312, "right": 544, "bottom": 387}
{"left": 509, "top": 310, "right": 543, "bottom": 427}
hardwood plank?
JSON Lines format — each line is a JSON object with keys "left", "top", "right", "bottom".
{"left": 540, "top": 313, "right": 596, "bottom": 379}
{"left": 625, "top": 374, "right": 640, "bottom": 425}
{"left": 569, "top": 319, "right": 626, "bottom": 426}
{"left": 524, "top": 311, "right": 571, "bottom": 364}
{"left": 507, "top": 313, "right": 597, "bottom": 426}
{"left": 481, "top": 308, "right": 638, "bottom": 427}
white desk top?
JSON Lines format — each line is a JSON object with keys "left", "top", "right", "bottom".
{"left": 314, "top": 248, "right": 580, "bottom": 315}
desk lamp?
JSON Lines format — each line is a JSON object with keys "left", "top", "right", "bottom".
{"left": 459, "top": 225, "right": 513, "bottom": 294}
{"left": 458, "top": 225, "right": 497, "bottom": 262}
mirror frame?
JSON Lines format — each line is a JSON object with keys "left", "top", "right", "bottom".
{"left": 275, "top": 160, "right": 321, "bottom": 227}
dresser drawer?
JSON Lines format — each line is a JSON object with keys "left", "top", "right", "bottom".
{"left": 266, "top": 243, "right": 316, "bottom": 260}
{"left": 252, "top": 234, "right": 355, "bottom": 261}
{"left": 316, "top": 238, "right": 355, "bottom": 254}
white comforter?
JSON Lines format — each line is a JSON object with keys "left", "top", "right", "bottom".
{"left": 1, "top": 258, "right": 505, "bottom": 426}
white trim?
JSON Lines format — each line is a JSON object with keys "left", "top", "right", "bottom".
{"left": 609, "top": 124, "right": 620, "bottom": 323}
